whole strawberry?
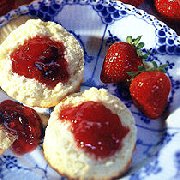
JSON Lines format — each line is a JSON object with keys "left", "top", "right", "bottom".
{"left": 120, "top": 0, "right": 144, "bottom": 7}
{"left": 155, "top": 0, "right": 180, "bottom": 21}
{"left": 100, "top": 36, "right": 145, "bottom": 84}
{"left": 129, "top": 64, "right": 171, "bottom": 119}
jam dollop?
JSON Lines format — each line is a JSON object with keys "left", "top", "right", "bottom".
{"left": 60, "top": 101, "right": 129, "bottom": 159}
{"left": 0, "top": 100, "right": 42, "bottom": 155}
{"left": 10, "top": 36, "right": 69, "bottom": 88}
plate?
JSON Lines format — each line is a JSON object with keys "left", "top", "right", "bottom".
{"left": 0, "top": 0, "right": 180, "bottom": 179}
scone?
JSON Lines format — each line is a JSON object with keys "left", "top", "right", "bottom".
{"left": 0, "top": 19, "right": 84, "bottom": 108}
{"left": 43, "top": 87, "right": 137, "bottom": 179}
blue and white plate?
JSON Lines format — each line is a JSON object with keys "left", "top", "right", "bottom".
{"left": 0, "top": 0, "right": 180, "bottom": 179}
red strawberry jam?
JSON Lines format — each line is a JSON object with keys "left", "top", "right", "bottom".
{"left": 10, "top": 36, "right": 69, "bottom": 89}
{"left": 60, "top": 101, "right": 129, "bottom": 159}
{"left": 0, "top": 100, "right": 42, "bottom": 155}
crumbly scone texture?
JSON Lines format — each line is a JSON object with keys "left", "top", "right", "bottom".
{"left": 43, "top": 87, "right": 137, "bottom": 179}
{"left": 0, "top": 19, "right": 84, "bottom": 108}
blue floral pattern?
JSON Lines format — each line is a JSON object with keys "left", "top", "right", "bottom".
{"left": 0, "top": 0, "right": 179, "bottom": 179}
{"left": 0, "top": 154, "right": 50, "bottom": 179}
{"left": 174, "top": 151, "right": 180, "bottom": 179}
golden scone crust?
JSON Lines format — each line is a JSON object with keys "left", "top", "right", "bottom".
{"left": 0, "top": 19, "right": 84, "bottom": 108}
{"left": 43, "top": 87, "right": 137, "bottom": 179}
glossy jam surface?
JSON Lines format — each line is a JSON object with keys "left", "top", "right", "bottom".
{"left": 10, "top": 36, "right": 69, "bottom": 88}
{"left": 0, "top": 100, "right": 42, "bottom": 155}
{"left": 60, "top": 101, "right": 129, "bottom": 159}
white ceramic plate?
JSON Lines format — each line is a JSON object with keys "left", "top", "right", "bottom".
{"left": 0, "top": 0, "right": 180, "bottom": 179}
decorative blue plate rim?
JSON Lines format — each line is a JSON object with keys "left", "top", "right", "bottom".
{"left": 0, "top": 0, "right": 180, "bottom": 179}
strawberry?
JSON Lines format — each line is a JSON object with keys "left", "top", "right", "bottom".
{"left": 155, "top": 0, "right": 180, "bottom": 21}
{"left": 100, "top": 36, "right": 146, "bottom": 84}
{"left": 129, "top": 62, "right": 171, "bottom": 119}
{"left": 120, "top": 0, "right": 144, "bottom": 7}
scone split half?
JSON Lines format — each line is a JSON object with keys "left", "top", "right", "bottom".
{"left": 43, "top": 88, "right": 137, "bottom": 179}
{"left": 0, "top": 19, "right": 84, "bottom": 108}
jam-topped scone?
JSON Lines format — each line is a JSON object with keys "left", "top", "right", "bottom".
{"left": 43, "top": 88, "right": 137, "bottom": 179}
{"left": 0, "top": 19, "right": 84, "bottom": 107}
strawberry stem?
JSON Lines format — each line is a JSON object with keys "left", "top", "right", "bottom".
{"left": 126, "top": 36, "right": 168, "bottom": 80}
{"left": 126, "top": 35, "right": 149, "bottom": 60}
{"left": 126, "top": 36, "right": 133, "bottom": 44}
{"left": 148, "top": 61, "right": 167, "bottom": 73}
{"left": 137, "top": 42, "right": 144, "bottom": 49}
{"left": 133, "top": 36, "right": 142, "bottom": 46}
{"left": 127, "top": 61, "right": 168, "bottom": 79}
{"left": 127, "top": 65, "right": 145, "bottom": 78}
